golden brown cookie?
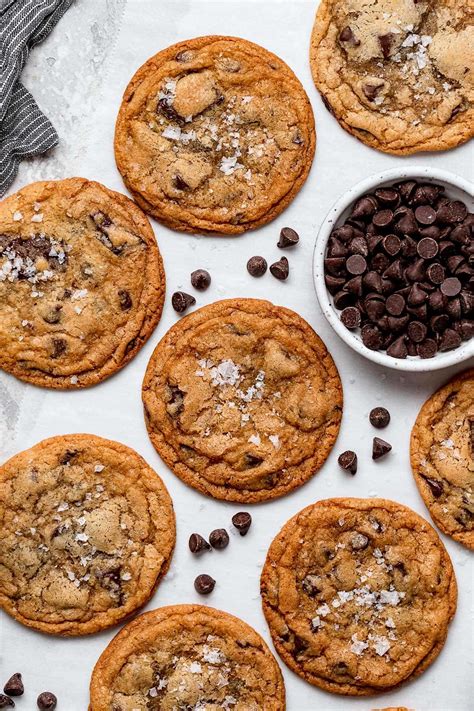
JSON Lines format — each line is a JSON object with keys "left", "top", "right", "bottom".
{"left": 0, "top": 434, "right": 175, "bottom": 635}
{"left": 261, "top": 498, "right": 457, "bottom": 696}
{"left": 115, "top": 35, "right": 315, "bottom": 234}
{"left": 89, "top": 604, "right": 285, "bottom": 710}
{"left": 310, "top": 0, "right": 474, "bottom": 154}
{"left": 142, "top": 298, "right": 342, "bottom": 502}
{"left": 411, "top": 369, "right": 474, "bottom": 550}
{"left": 0, "top": 178, "right": 165, "bottom": 388}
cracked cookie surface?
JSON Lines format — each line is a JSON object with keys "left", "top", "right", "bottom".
{"left": 310, "top": 0, "right": 474, "bottom": 154}
{"left": 0, "top": 178, "right": 165, "bottom": 388}
{"left": 411, "top": 369, "right": 474, "bottom": 550}
{"left": 142, "top": 298, "right": 342, "bottom": 502}
{"left": 261, "top": 498, "right": 457, "bottom": 695}
{"left": 0, "top": 435, "right": 175, "bottom": 635}
{"left": 115, "top": 35, "right": 315, "bottom": 234}
{"left": 89, "top": 604, "right": 285, "bottom": 711}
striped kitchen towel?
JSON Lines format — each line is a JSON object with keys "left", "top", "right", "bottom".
{"left": 0, "top": 0, "right": 75, "bottom": 196}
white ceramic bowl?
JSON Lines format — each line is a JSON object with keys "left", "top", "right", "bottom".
{"left": 313, "top": 166, "right": 474, "bottom": 372}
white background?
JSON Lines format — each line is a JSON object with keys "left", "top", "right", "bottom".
{"left": 0, "top": 2, "right": 473, "bottom": 710}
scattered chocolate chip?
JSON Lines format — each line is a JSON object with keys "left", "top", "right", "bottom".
{"left": 372, "top": 437, "right": 392, "bottom": 460}
{"left": 339, "top": 26, "right": 360, "bottom": 45}
{"left": 0, "top": 696, "right": 14, "bottom": 709}
{"left": 3, "top": 675, "right": 23, "bottom": 697}
{"left": 340, "top": 306, "right": 361, "bottom": 329}
{"left": 118, "top": 289, "right": 132, "bottom": 310}
{"left": 194, "top": 574, "right": 215, "bottom": 595}
{"left": 420, "top": 475, "right": 443, "bottom": 498}
{"left": 278, "top": 227, "right": 299, "bottom": 248}
{"left": 209, "top": 528, "right": 229, "bottom": 550}
{"left": 302, "top": 574, "right": 322, "bottom": 596}
{"left": 270, "top": 257, "right": 289, "bottom": 280}
{"left": 247, "top": 256, "right": 267, "bottom": 277}
{"left": 172, "top": 291, "right": 196, "bottom": 313}
{"left": 51, "top": 338, "right": 67, "bottom": 359}
{"left": 338, "top": 450, "right": 357, "bottom": 475}
{"left": 189, "top": 533, "right": 211, "bottom": 555}
{"left": 191, "top": 269, "right": 211, "bottom": 291}
{"left": 378, "top": 33, "right": 393, "bottom": 58}
{"left": 369, "top": 407, "right": 390, "bottom": 428}
{"left": 37, "top": 693, "right": 57, "bottom": 710}
{"left": 440, "top": 276, "right": 461, "bottom": 297}
{"left": 173, "top": 175, "right": 189, "bottom": 190}
{"left": 232, "top": 511, "right": 252, "bottom": 536}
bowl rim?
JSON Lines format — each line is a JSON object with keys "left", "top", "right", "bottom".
{"left": 313, "top": 165, "right": 474, "bottom": 372}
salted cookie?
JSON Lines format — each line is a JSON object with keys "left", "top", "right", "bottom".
{"left": 0, "top": 178, "right": 165, "bottom": 388}
{"left": 261, "top": 498, "right": 457, "bottom": 696}
{"left": 411, "top": 369, "right": 473, "bottom": 550}
{"left": 310, "top": 0, "right": 474, "bottom": 154}
{"left": 142, "top": 298, "right": 342, "bottom": 502}
{"left": 89, "top": 604, "right": 285, "bottom": 710}
{"left": 0, "top": 435, "right": 175, "bottom": 635}
{"left": 115, "top": 36, "right": 315, "bottom": 234}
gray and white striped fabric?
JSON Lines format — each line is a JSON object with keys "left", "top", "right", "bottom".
{"left": 0, "top": 0, "right": 74, "bottom": 196}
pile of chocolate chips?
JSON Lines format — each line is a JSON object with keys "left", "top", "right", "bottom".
{"left": 324, "top": 180, "right": 473, "bottom": 358}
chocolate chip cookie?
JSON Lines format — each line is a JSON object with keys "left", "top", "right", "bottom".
{"left": 142, "top": 298, "right": 342, "bottom": 502}
{"left": 0, "top": 178, "right": 165, "bottom": 388}
{"left": 89, "top": 604, "right": 285, "bottom": 710}
{"left": 115, "top": 36, "right": 315, "bottom": 234}
{"left": 261, "top": 498, "right": 457, "bottom": 695}
{"left": 310, "top": 0, "right": 474, "bottom": 154}
{"left": 0, "top": 435, "right": 175, "bottom": 635}
{"left": 411, "top": 369, "right": 474, "bottom": 550}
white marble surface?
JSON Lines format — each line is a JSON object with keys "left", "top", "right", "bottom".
{"left": 0, "top": 1, "right": 473, "bottom": 710}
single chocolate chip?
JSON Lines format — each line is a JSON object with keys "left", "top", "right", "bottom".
{"left": 189, "top": 533, "right": 211, "bottom": 555}
{"left": 438, "top": 240, "right": 456, "bottom": 258}
{"left": 351, "top": 196, "right": 378, "bottom": 220}
{"left": 428, "top": 290, "right": 446, "bottom": 311}
{"left": 387, "top": 335, "right": 408, "bottom": 359}
{"left": 400, "top": 236, "right": 417, "bottom": 258}
{"left": 365, "top": 298, "right": 385, "bottom": 322}
{"left": 397, "top": 180, "right": 417, "bottom": 202}
{"left": 414, "top": 205, "right": 437, "bottom": 225}
{"left": 420, "top": 475, "right": 443, "bottom": 498}
{"left": 455, "top": 319, "right": 474, "bottom": 340}
{"left": 446, "top": 298, "right": 462, "bottom": 320}
{"left": 247, "top": 256, "right": 267, "bottom": 277}
{"left": 37, "top": 693, "right": 57, "bottom": 710}
{"left": 194, "top": 574, "right": 215, "bottom": 595}
{"left": 367, "top": 234, "right": 383, "bottom": 252}
{"left": 411, "top": 184, "right": 443, "bottom": 205}
{"left": 339, "top": 26, "right": 360, "bottom": 45}
{"left": 430, "top": 314, "right": 450, "bottom": 333}
{"left": 373, "top": 209, "right": 393, "bottom": 228}
{"left": 417, "top": 237, "right": 438, "bottom": 259}
{"left": 416, "top": 338, "right": 438, "bottom": 358}
{"left": 191, "top": 269, "right": 211, "bottom": 291}
{"left": 349, "top": 235, "right": 369, "bottom": 257}
{"left": 446, "top": 255, "right": 465, "bottom": 273}
{"left": 437, "top": 200, "right": 467, "bottom": 224}
{"left": 372, "top": 437, "right": 392, "bottom": 459}
{"left": 172, "top": 291, "right": 196, "bottom": 313}
{"left": 332, "top": 290, "right": 353, "bottom": 310}
{"left": 385, "top": 293, "right": 405, "bottom": 316}
{"left": 0, "top": 696, "right": 14, "bottom": 709}
{"left": 3, "top": 675, "right": 23, "bottom": 697}
{"left": 325, "top": 275, "right": 346, "bottom": 294}
{"left": 407, "top": 321, "right": 427, "bottom": 343}
{"left": 375, "top": 188, "right": 399, "bottom": 206}
{"left": 407, "top": 302, "right": 428, "bottom": 320}
{"left": 405, "top": 259, "right": 426, "bottom": 282}
{"left": 419, "top": 225, "right": 441, "bottom": 240}
{"left": 369, "top": 407, "right": 390, "bottom": 428}
{"left": 174, "top": 175, "right": 189, "bottom": 190}
{"left": 460, "top": 290, "right": 474, "bottom": 315}
{"left": 406, "top": 339, "right": 418, "bottom": 356}
{"left": 209, "top": 528, "right": 229, "bottom": 550}
{"left": 426, "top": 263, "right": 445, "bottom": 284}
{"left": 407, "top": 283, "right": 428, "bottom": 306}
{"left": 346, "top": 254, "right": 367, "bottom": 275}
{"left": 450, "top": 224, "right": 470, "bottom": 245}
{"left": 395, "top": 209, "right": 418, "bottom": 235}
{"left": 278, "top": 227, "right": 299, "bottom": 248}
{"left": 345, "top": 275, "right": 364, "bottom": 295}
{"left": 351, "top": 532, "right": 369, "bottom": 550}
{"left": 383, "top": 259, "right": 404, "bottom": 281}
{"left": 371, "top": 252, "right": 391, "bottom": 274}
{"left": 232, "top": 511, "right": 252, "bottom": 535}
{"left": 324, "top": 257, "right": 346, "bottom": 276}
{"left": 361, "top": 324, "right": 383, "bottom": 350}
{"left": 302, "top": 574, "right": 322, "bottom": 596}
{"left": 332, "top": 224, "right": 353, "bottom": 243}
{"left": 51, "top": 338, "right": 67, "bottom": 359}
{"left": 439, "top": 328, "right": 462, "bottom": 352}
{"left": 118, "top": 289, "right": 132, "bottom": 310}
{"left": 270, "top": 256, "right": 289, "bottom": 280}
{"left": 382, "top": 234, "right": 401, "bottom": 256}
{"left": 440, "top": 277, "right": 461, "bottom": 297}
{"left": 338, "top": 450, "right": 357, "bottom": 475}
{"left": 378, "top": 33, "right": 392, "bottom": 58}
{"left": 363, "top": 271, "right": 383, "bottom": 293}
{"left": 327, "top": 236, "right": 348, "bottom": 258}
{"left": 340, "top": 306, "right": 361, "bottom": 332}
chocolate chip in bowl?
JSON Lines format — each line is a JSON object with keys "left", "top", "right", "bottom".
{"left": 314, "top": 168, "right": 473, "bottom": 371}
